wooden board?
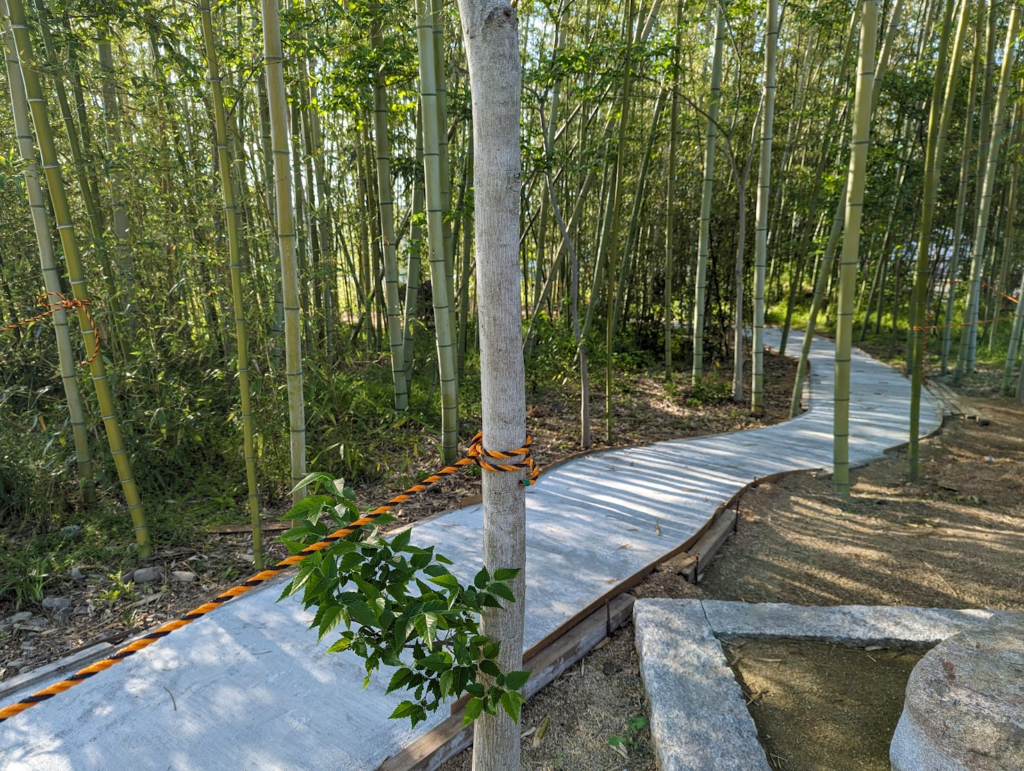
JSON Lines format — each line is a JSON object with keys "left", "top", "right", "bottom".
{"left": 378, "top": 594, "right": 637, "bottom": 771}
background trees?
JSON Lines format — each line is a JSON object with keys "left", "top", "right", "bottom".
{"left": 2, "top": 0, "right": 1024, "bottom": 573}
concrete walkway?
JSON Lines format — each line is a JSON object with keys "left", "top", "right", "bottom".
{"left": 0, "top": 330, "right": 942, "bottom": 770}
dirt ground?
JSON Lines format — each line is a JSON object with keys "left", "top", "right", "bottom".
{"left": 443, "top": 387, "right": 1024, "bottom": 770}
{"left": 0, "top": 352, "right": 796, "bottom": 685}
{"left": 726, "top": 639, "right": 925, "bottom": 771}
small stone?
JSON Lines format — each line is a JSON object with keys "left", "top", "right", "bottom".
{"left": 42, "top": 597, "right": 71, "bottom": 612}
{"left": 9, "top": 612, "right": 33, "bottom": 624}
{"left": 0, "top": 622, "right": 12, "bottom": 634}
{"left": 131, "top": 567, "right": 165, "bottom": 584}
{"left": 21, "top": 618, "right": 50, "bottom": 631}
{"left": 170, "top": 571, "right": 197, "bottom": 584}
{"left": 21, "top": 642, "right": 34, "bottom": 651}
{"left": 70, "top": 568, "right": 85, "bottom": 581}
{"left": 59, "top": 524, "right": 82, "bottom": 539}
{"left": 7, "top": 659, "right": 23, "bottom": 668}
{"left": 73, "top": 605, "right": 89, "bottom": 616}
{"left": 56, "top": 607, "right": 72, "bottom": 626}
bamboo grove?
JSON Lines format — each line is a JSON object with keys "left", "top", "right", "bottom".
{"left": 3, "top": 0, "right": 1024, "bottom": 560}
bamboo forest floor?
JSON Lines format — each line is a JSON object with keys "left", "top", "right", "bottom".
{"left": 447, "top": 385, "right": 1024, "bottom": 771}
{"left": 0, "top": 330, "right": 946, "bottom": 769}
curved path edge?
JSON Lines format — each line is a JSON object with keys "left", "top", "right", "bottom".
{"left": 0, "top": 329, "right": 942, "bottom": 770}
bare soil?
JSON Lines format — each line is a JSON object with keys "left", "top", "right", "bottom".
{"left": 444, "top": 383, "right": 1024, "bottom": 770}
{"left": 725, "top": 639, "right": 925, "bottom": 771}
{"left": 0, "top": 352, "right": 796, "bottom": 686}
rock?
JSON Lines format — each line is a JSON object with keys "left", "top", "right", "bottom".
{"left": 130, "top": 567, "right": 165, "bottom": 584}
{"left": 8, "top": 612, "right": 33, "bottom": 624}
{"left": 59, "top": 524, "right": 82, "bottom": 539}
{"left": 70, "top": 568, "right": 85, "bottom": 581}
{"left": 891, "top": 616, "right": 1024, "bottom": 771}
{"left": 7, "top": 659, "right": 23, "bottom": 668}
{"left": 170, "top": 570, "right": 197, "bottom": 584}
{"left": 42, "top": 596, "right": 71, "bottom": 612}
{"left": 20, "top": 618, "right": 50, "bottom": 632}
{"left": 56, "top": 607, "right": 72, "bottom": 626}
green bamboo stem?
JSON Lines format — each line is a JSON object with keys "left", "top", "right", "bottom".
{"left": 262, "top": 0, "right": 306, "bottom": 501}
{"left": 2, "top": 0, "right": 96, "bottom": 507}
{"left": 416, "top": 0, "right": 459, "bottom": 463}
{"left": 752, "top": 0, "right": 779, "bottom": 416}
{"left": 907, "top": 0, "right": 957, "bottom": 481}
{"left": 402, "top": 111, "right": 426, "bottom": 394}
{"left": 943, "top": 2, "right": 988, "bottom": 374}
{"left": 692, "top": 1, "right": 724, "bottom": 384}
{"left": 605, "top": 0, "right": 635, "bottom": 443}
{"left": 834, "top": 0, "right": 877, "bottom": 497}
{"left": 664, "top": 0, "right": 682, "bottom": 377}
{"left": 955, "top": 3, "right": 1018, "bottom": 385}
{"left": 7, "top": 0, "right": 150, "bottom": 553}
{"left": 371, "top": 5, "right": 409, "bottom": 411}
{"left": 200, "top": 0, "right": 263, "bottom": 568}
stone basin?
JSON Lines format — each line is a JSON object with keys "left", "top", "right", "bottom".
{"left": 891, "top": 616, "right": 1024, "bottom": 770}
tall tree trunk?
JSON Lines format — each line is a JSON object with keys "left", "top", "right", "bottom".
{"left": 834, "top": 0, "right": 877, "bottom": 497}
{"left": 262, "top": 0, "right": 306, "bottom": 502}
{"left": 371, "top": 5, "right": 410, "bottom": 411}
{"left": 454, "top": 0, "right": 526, "bottom": 767}
{"left": 417, "top": 0, "right": 459, "bottom": 463}
{"left": 664, "top": 0, "right": 681, "bottom": 377}
{"left": 907, "top": 0, "right": 957, "bottom": 481}
{"left": 97, "top": 22, "right": 133, "bottom": 332}
{"left": 941, "top": 0, "right": 987, "bottom": 375}
{"left": 200, "top": 0, "right": 264, "bottom": 568}
{"left": 7, "top": 0, "right": 151, "bottom": 554}
{"left": 604, "top": 0, "right": 635, "bottom": 442}
{"left": 2, "top": 0, "right": 96, "bottom": 507}
{"left": 955, "top": 4, "right": 1018, "bottom": 385}
{"left": 692, "top": 2, "right": 724, "bottom": 384}
{"left": 751, "top": 0, "right": 779, "bottom": 415}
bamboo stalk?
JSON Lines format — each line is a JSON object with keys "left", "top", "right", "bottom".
{"left": 200, "top": 0, "right": 264, "bottom": 568}
{"left": 262, "top": 0, "right": 306, "bottom": 501}
{"left": 1, "top": 0, "right": 96, "bottom": 507}
{"left": 834, "top": 0, "right": 877, "bottom": 497}
{"left": 7, "top": 0, "right": 150, "bottom": 553}
{"left": 751, "top": 0, "right": 779, "bottom": 416}
{"left": 416, "top": 0, "right": 459, "bottom": 463}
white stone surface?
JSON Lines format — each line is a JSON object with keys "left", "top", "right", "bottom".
{"left": 634, "top": 599, "right": 769, "bottom": 770}
{"left": 0, "top": 331, "right": 942, "bottom": 770}
{"left": 703, "top": 601, "right": 1022, "bottom": 646}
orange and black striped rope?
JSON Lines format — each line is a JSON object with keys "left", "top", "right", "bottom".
{"left": 0, "top": 292, "right": 99, "bottom": 365}
{"left": 0, "top": 431, "right": 537, "bottom": 724}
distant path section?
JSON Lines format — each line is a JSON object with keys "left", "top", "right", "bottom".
{"left": 0, "top": 329, "right": 942, "bottom": 770}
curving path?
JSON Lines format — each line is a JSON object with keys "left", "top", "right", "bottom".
{"left": 0, "top": 330, "right": 942, "bottom": 770}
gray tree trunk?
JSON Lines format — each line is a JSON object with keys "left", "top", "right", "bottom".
{"left": 453, "top": 1, "right": 526, "bottom": 768}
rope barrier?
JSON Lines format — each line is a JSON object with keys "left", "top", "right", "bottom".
{"left": 981, "top": 280, "right": 1019, "bottom": 305}
{"left": 0, "top": 432, "right": 538, "bottom": 724}
{"left": 0, "top": 292, "right": 99, "bottom": 365}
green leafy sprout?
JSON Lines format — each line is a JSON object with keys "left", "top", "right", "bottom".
{"left": 277, "top": 472, "right": 530, "bottom": 728}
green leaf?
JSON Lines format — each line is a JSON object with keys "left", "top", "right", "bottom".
{"left": 290, "top": 471, "right": 336, "bottom": 496}
{"left": 503, "top": 670, "right": 531, "bottom": 691}
{"left": 488, "top": 582, "right": 516, "bottom": 604}
{"left": 386, "top": 667, "right": 414, "bottom": 694}
{"left": 392, "top": 528, "right": 412, "bottom": 550}
{"left": 389, "top": 700, "right": 419, "bottom": 720}
{"left": 473, "top": 568, "right": 490, "bottom": 589}
{"left": 325, "top": 636, "right": 352, "bottom": 654}
{"left": 462, "top": 697, "right": 484, "bottom": 726}
{"left": 500, "top": 690, "right": 524, "bottom": 723}
{"left": 427, "top": 573, "right": 460, "bottom": 589}
{"left": 492, "top": 568, "right": 520, "bottom": 581}
{"left": 479, "top": 659, "right": 501, "bottom": 678}
{"left": 345, "top": 600, "right": 380, "bottom": 629}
